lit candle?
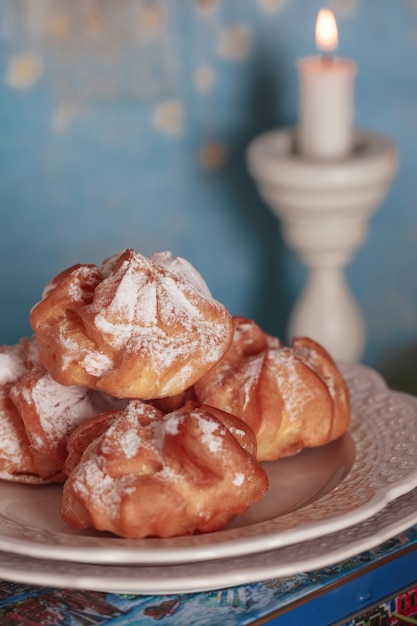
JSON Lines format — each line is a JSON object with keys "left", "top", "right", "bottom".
{"left": 297, "top": 8, "right": 356, "bottom": 160}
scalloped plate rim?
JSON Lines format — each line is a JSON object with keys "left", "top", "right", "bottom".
{"left": 0, "top": 363, "right": 416, "bottom": 565}
{"left": 0, "top": 487, "right": 416, "bottom": 595}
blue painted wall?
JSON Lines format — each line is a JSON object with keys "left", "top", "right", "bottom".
{"left": 1, "top": 0, "right": 416, "bottom": 383}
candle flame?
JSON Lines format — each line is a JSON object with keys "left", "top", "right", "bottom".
{"left": 315, "top": 8, "right": 338, "bottom": 53}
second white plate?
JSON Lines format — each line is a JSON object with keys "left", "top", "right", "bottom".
{"left": 0, "top": 363, "right": 416, "bottom": 565}
{"left": 0, "top": 487, "right": 416, "bottom": 595}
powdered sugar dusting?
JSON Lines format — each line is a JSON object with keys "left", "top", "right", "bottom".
{"left": 233, "top": 472, "right": 245, "bottom": 486}
{"left": 270, "top": 349, "right": 319, "bottom": 419}
{"left": 0, "top": 346, "right": 29, "bottom": 385}
{"left": 193, "top": 411, "right": 224, "bottom": 454}
{"left": 57, "top": 334, "right": 86, "bottom": 370}
{"left": 94, "top": 252, "right": 227, "bottom": 347}
{"left": 100, "top": 400, "right": 163, "bottom": 460}
{"left": 150, "top": 251, "right": 212, "bottom": 298}
{"left": 228, "top": 425, "right": 247, "bottom": 439}
{"left": 87, "top": 251, "right": 231, "bottom": 387}
{"left": 69, "top": 403, "right": 185, "bottom": 517}
{"left": 42, "top": 264, "right": 99, "bottom": 300}
{"left": 164, "top": 413, "right": 184, "bottom": 436}
{"left": 118, "top": 429, "right": 142, "bottom": 459}
{"left": 83, "top": 351, "right": 113, "bottom": 376}
{"left": 33, "top": 249, "right": 232, "bottom": 398}
{"left": 293, "top": 342, "right": 339, "bottom": 401}
{"left": 57, "top": 331, "right": 112, "bottom": 378}
{"left": 29, "top": 373, "right": 97, "bottom": 445}
{"left": 91, "top": 254, "right": 216, "bottom": 355}
{"left": 72, "top": 453, "right": 124, "bottom": 519}
{"left": 68, "top": 266, "right": 99, "bottom": 302}
{"left": 60, "top": 396, "right": 270, "bottom": 538}
{"left": 93, "top": 259, "right": 154, "bottom": 347}
{"left": 0, "top": 405, "right": 26, "bottom": 466}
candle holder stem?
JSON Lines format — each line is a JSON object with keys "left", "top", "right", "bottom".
{"left": 289, "top": 265, "right": 365, "bottom": 363}
{"left": 247, "top": 128, "right": 398, "bottom": 363}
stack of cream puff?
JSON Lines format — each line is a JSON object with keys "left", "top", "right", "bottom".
{"left": 0, "top": 248, "right": 350, "bottom": 538}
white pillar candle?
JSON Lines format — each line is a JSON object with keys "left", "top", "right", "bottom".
{"left": 297, "top": 8, "right": 356, "bottom": 160}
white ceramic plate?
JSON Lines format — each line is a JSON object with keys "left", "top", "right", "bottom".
{"left": 0, "top": 487, "right": 416, "bottom": 595}
{"left": 0, "top": 363, "right": 416, "bottom": 566}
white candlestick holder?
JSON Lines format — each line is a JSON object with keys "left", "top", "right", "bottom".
{"left": 247, "top": 128, "right": 398, "bottom": 363}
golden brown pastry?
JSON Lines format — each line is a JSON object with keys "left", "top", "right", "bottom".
{"left": 193, "top": 316, "right": 350, "bottom": 461}
{"left": 0, "top": 337, "right": 122, "bottom": 482}
{"left": 150, "top": 250, "right": 213, "bottom": 298}
{"left": 0, "top": 339, "right": 40, "bottom": 482}
{"left": 10, "top": 363, "right": 100, "bottom": 481}
{"left": 61, "top": 399, "right": 269, "bottom": 538}
{"left": 30, "top": 249, "right": 234, "bottom": 399}
{"left": 63, "top": 411, "right": 118, "bottom": 477}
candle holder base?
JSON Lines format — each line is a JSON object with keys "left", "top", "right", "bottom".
{"left": 247, "top": 128, "right": 398, "bottom": 362}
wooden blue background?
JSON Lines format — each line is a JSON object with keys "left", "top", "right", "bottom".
{"left": 0, "top": 0, "right": 416, "bottom": 384}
